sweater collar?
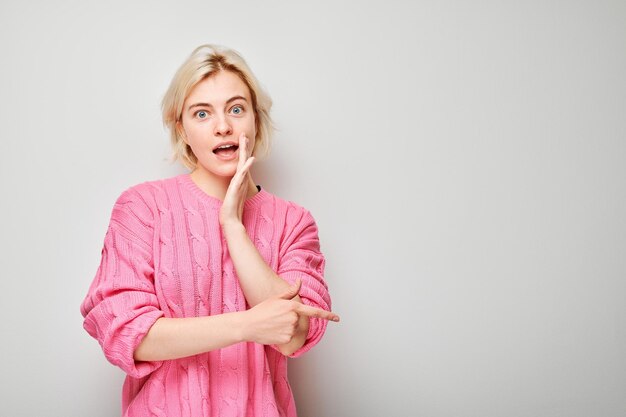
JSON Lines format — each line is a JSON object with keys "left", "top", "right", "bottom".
{"left": 177, "top": 173, "right": 268, "bottom": 209}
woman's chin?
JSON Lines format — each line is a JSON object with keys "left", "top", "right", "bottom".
{"left": 195, "top": 162, "right": 237, "bottom": 179}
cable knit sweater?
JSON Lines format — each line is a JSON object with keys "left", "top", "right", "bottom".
{"left": 80, "top": 173, "right": 331, "bottom": 417}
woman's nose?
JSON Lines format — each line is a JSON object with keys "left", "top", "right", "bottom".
{"left": 214, "top": 114, "right": 232, "bottom": 136}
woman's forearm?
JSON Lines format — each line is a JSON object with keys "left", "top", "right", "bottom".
{"left": 133, "top": 283, "right": 328, "bottom": 361}
{"left": 221, "top": 221, "right": 292, "bottom": 305}
{"left": 133, "top": 312, "right": 245, "bottom": 362}
{"left": 221, "top": 221, "right": 309, "bottom": 355}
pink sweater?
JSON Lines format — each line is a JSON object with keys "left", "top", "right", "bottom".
{"left": 80, "top": 173, "right": 331, "bottom": 417}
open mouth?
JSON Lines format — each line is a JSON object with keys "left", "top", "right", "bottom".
{"left": 213, "top": 144, "right": 239, "bottom": 155}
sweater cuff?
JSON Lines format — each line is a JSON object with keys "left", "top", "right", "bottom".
{"left": 101, "top": 308, "right": 165, "bottom": 378}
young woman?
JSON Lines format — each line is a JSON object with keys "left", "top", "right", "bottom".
{"left": 80, "top": 44, "right": 339, "bottom": 417}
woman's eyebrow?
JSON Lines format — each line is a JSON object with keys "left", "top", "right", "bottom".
{"left": 187, "top": 95, "right": 248, "bottom": 111}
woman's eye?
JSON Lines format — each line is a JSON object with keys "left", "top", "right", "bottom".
{"left": 231, "top": 105, "right": 244, "bottom": 115}
{"left": 196, "top": 110, "right": 208, "bottom": 119}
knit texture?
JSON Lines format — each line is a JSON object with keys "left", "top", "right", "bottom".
{"left": 80, "top": 173, "right": 331, "bottom": 417}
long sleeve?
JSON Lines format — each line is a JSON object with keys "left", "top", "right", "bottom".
{"left": 80, "top": 188, "right": 164, "bottom": 378}
{"left": 276, "top": 207, "right": 331, "bottom": 358}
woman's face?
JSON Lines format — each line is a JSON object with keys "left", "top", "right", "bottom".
{"left": 178, "top": 70, "right": 257, "bottom": 178}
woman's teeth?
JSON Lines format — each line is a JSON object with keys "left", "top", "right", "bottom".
{"left": 213, "top": 145, "right": 239, "bottom": 154}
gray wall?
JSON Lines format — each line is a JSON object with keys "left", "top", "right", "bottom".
{"left": 1, "top": 1, "right": 625, "bottom": 416}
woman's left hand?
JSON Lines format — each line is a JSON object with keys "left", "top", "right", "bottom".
{"left": 219, "top": 132, "right": 255, "bottom": 228}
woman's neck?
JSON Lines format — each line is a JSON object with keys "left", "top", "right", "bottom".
{"left": 190, "top": 168, "right": 258, "bottom": 201}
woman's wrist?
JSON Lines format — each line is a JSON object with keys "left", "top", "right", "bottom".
{"left": 236, "top": 309, "right": 252, "bottom": 343}
{"left": 220, "top": 219, "right": 246, "bottom": 235}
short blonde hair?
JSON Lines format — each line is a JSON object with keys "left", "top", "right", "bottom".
{"left": 161, "top": 44, "right": 275, "bottom": 170}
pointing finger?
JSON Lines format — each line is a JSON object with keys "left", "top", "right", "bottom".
{"left": 295, "top": 304, "right": 340, "bottom": 322}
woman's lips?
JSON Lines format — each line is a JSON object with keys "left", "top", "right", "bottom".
{"left": 213, "top": 147, "right": 239, "bottom": 161}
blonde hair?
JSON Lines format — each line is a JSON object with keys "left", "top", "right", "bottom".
{"left": 161, "top": 44, "right": 275, "bottom": 170}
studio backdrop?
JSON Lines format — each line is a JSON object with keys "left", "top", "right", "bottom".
{"left": 0, "top": 1, "right": 625, "bottom": 416}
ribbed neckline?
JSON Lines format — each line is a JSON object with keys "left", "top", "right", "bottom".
{"left": 177, "top": 173, "right": 268, "bottom": 209}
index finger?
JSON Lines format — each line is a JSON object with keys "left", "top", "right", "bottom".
{"left": 237, "top": 132, "right": 248, "bottom": 169}
{"left": 295, "top": 304, "right": 340, "bottom": 322}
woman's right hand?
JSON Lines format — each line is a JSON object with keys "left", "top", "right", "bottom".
{"left": 241, "top": 279, "right": 340, "bottom": 346}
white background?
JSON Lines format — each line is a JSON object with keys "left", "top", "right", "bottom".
{"left": 1, "top": 1, "right": 625, "bottom": 416}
